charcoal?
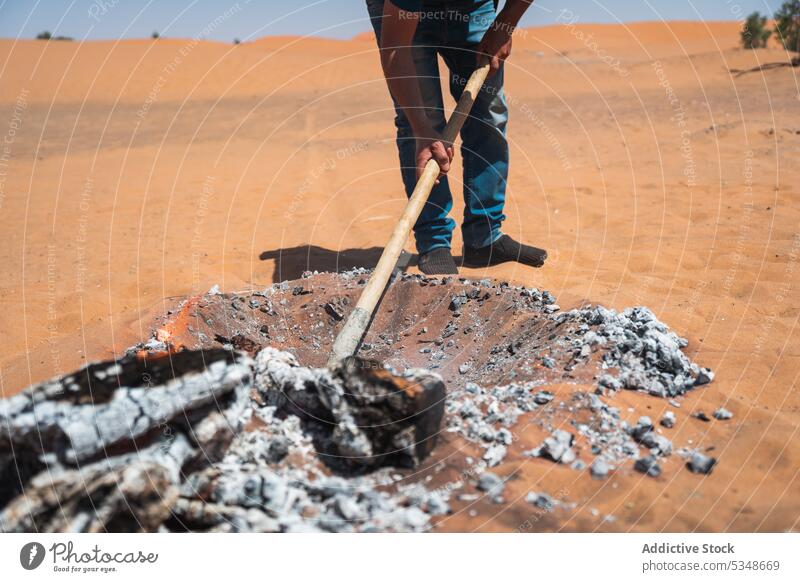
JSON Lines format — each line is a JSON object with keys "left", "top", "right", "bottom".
{"left": 641, "top": 433, "right": 672, "bottom": 456}
{"left": 422, "top": 492, "right": 451, "bottom": 516}
{"left": 483, "top": 444, "right": 507, "bottom": 467}
{"left": 630, "top": 416, "right": 654, "bottom": 441}
{"left": 449, "top": 294, "right": 468, "bottom": 316}
{"left": 496, "top": 428, "right": 513, "bottom": 445}
{"left": 477, "top": 472, "right": 504, "bottom": 499}
{"left": 334, "top": 495, "right": 366, "bottom": 521}
{"left": 400, "top": 507, "right": 429, "bottom": 529}
{"left": 537, "top": 429, "right": 576, "bottom": 464}
{"left": 634, "top": 455, "right": 661, "bottom": 477}
{"left": 216, "top": 333, "right": 261, "bottom": 355}
{"left": 442, "top": 321, "right": 458, "bottom": 338}
{"left": 713, "top": 407, "right": 733, "bottom": 420}
{"left": 324, "top": 299, "right": 346, "bottom": 321}
{"left": 526, "top": 492, "right": 554, "bottom": 510}
{"left": 590, "top": 457, "right": 611, "bottom": 479}
{"left": 459, "top": 401, "right": 480, "bottom": 419}
{"left": 686, "top": 452, "right": 717, "bottom": 475}
{"left": 660, "top": 411, "right": 676, "bottom": 428}
{"left": 694, "top": 369, "right": 714, "bottom": 386}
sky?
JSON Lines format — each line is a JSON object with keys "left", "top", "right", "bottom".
{"left": 0, "top": 0, "right": 784, "bottom": 43}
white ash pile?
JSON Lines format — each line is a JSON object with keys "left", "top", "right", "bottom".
{"left": 444, "top": 381, "right": 644, "bottom": 476}
{"left": 555, "top": 305, "right": 714, "bottom": 397}
{"left": 0, "top": 348, "right": 448, "bottom": 532}
{"left": 442, "top": 301, "right": 720, "bottom": 482}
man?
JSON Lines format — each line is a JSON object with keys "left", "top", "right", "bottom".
{"left": 367, "top": 0, "right": 547, "bottom": 274}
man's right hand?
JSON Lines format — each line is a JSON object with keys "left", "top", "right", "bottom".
{"left": 415, "top": 135, "right": 454, "bottom": 184}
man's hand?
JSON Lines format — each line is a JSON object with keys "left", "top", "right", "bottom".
{"left": 477, "top": 0, "right": 534, "bottom": 76}
{"left": 476, "top": 25, "right": 513, "bottom": 76}
{"left": 379, "top": 3, "right": 453, "bottom": 183}
{"left": 416, "top": 135, "right": 454, "bottom": 184}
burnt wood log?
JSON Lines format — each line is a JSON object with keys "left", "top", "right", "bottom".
{"left": 0, "top": 349, "right": 252, "bottom": 465}
{"left": 0, "top": 346, "right": 446, "bottom": 532}
{"left": 0, "top": 349, "right": 253, "bottom": 531}
{"left": 254, "top": 348, "right": 445, "bottom": 473}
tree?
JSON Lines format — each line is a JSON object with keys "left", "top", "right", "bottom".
{"left": 774, "top": 0, "right": 800, "bottom": 54}
{"left": 34, "top": 31, "right": 71, "bottom": 41}
{"left": 151, "top": 31, "right": 160, "bottom": 39}
{"left": 741, "top": 12, "right": 771, "bottom": 49}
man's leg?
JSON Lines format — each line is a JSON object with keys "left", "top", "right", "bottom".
{"left": 439, "top": 1, "right": 507, "bottom": 250}
{"left": 366, "top": 0, "right": 457, "bottom": 265}
{"left": 440, "top": 1, "right": 547, "bottom": 268}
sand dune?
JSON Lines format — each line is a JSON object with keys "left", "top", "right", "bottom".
{"left": 0, "top": 20, "right": 798, "bottom": 531}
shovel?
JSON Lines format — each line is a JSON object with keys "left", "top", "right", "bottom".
{"left": 328, "top": 63, "right": 491, "bottom": 366}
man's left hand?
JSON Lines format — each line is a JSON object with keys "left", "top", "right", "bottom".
{"left": 476, "top": 25, "right": 513, "bottom": 76}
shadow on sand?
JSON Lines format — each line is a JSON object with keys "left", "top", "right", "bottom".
{"left": 260, "top": 245, "right": 470, "bottom": 283}
{"left": 729, "top": 57, "right": 799, "bottom": 77}
{"left": 259, "top": 245, "right": 386, "bottom": 283}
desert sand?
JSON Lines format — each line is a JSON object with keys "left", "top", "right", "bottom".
{"left": 0, "top": 20, "right": 798, "bottom": 532}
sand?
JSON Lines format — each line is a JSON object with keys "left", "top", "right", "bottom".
{"left": 0, "top": 20, "right": 798, "bottom": 531}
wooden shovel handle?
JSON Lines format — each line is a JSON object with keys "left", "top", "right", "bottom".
{"left": 328, "top": 63, "right": 491, "bottom": 366}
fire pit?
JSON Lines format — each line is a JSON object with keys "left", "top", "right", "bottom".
{"left": 0, "top": 272, "right": 716, "bottom": 532}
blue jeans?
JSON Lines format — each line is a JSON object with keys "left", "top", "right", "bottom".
{"left": 366, "top": 0, "right": 508, "bottom": 254}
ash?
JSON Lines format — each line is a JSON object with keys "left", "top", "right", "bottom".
{"left": 556, "top": 305, "right": 714, "bottom": 397}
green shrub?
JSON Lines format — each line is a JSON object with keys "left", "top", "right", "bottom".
{"left": 741, "top": 12, "right": 771, "bottom": 48}
{"left": 774, "top": 0, "right": 800, "bottom": 53}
